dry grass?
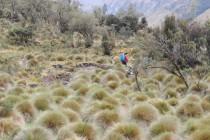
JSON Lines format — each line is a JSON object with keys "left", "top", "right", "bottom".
{"left": 36, "top": 111, "right": 68, "bottom": 132}
{"left": 150, "top": 115, "right": 179, "bottom": 137}
{"left": 131, "top": 102, "right": 159, "bottom": 123}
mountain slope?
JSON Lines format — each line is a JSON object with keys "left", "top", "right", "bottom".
{"left": 193, "top": 8, "right": 210, "bottom": 25}
{"left": 80, "top": 0, "right": 210, "bottom": 27}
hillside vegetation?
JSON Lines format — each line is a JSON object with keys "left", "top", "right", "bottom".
{"left": 1, "top": 0, "right": 210, "bottom": 140}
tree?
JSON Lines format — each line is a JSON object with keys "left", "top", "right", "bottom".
{"left": 101, "top": 34, "right": 110, "bottom": 55}
{"left": 206, "top": 28, "right": 210, "bottom": 60}
{"left": 163, "top": 15, "right": 177, "bottom": 39}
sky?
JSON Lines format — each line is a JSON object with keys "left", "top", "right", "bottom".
{"left": 79, "top": 0, "right": 104, "bottom": 11}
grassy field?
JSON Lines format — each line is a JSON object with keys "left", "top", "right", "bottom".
{"left": 0, "top": 21, "right": 210, "bottom": 140}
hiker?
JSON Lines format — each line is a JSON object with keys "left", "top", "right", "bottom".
{"left": 119, "top": 52, "right": 128, "bottom": 66}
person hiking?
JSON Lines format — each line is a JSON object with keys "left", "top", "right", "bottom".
{"left": 120, "top": 52, "right": 128, "bottom": 66}
{"left": 119, "top": 52, "right": 134, "bottom": 75}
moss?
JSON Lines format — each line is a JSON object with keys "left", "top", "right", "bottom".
{"left": 76, "top": 84, "right": 89, "bottom": 96}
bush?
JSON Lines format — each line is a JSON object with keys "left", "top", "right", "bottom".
{"left": 131, "top": 102, "right": 159, "bottom": 123}
{"left": 8, "top": 26, "right": 33, "bottom": 45}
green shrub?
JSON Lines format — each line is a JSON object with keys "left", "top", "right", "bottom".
{"left": 8, "top": 26, "right": 33, "bottom": 45}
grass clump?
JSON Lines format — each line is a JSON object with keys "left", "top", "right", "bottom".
{"left": 150, "top": 115, "right": 179, "bottom": 137}
{"left": 61, "top": 99, "right": 81, "bottom": 112}
{"left": 14, "top": 127, "right": 54, "bottom": 140}
{"left": 153, "top": 73, "right": 165, "bottom": 82}
{"left": 150, "top": 100, "right": 171, "bottom": 114}
{"left": 57, "top": 125, "right": 76, "bottom": 140}
{"left": 201, "top": 95, "right": 210, "bottom": 111}
{"left": 92, "top": 89, "right": 108, "bottom": 100}
{"left": 153, "top": 132, "right": 181, "bottom": 140}
{"left": 131, "top": 102, "right": 159, "bottom": 123}
{"left": 107, "top": 81, "right": 119, "bottom": 90}
{"left": 52, "top": 87, "right": 69, "bottom": 97}
{"left": 190, "top": 129, "right": 210, "bottom": 140}
{"left": 73, "top": 122, "right": 95, "bottom": 140}
{"left": 36, "top": 111, "right": 68, "bottom": 132}
{"left": 62, "top": 109, "right": 81, "bottom": 122}
{"left": 0, "top": 118, "right": 20, "bottom": 135}
{"left": 76, "top": 84, "right": 89, "bottom": 96}
{"left": 191, "top": 82, "right": 208, "bottom": 92}
{"left": 164, "top": 88, "right": 178, "bottom": 98}
{"left": 177, "top": 101, "right": 204, "bottom": 118}
{"left": 95, "top": 110, "right": 120, "bottom": 126}
{"left": 8, "top": 87, "right": 24, "bottom": 95}
{"left": 15, "top": 100, "right": 36, "bottom": 121}
{"left": 167, "top": 98, "right": 179, "bottom": 106}
{"left": 34, "top": 95, "right": 50, "bottom": 111}
{"left": 110, "top": 123, "right": 142, "bottom": 140}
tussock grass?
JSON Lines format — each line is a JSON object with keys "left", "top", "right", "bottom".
{"left": 191, "top": 82, "right": 208, "bottom": 92}
{"left": 36, "top": 111, "right": 68, "bottom": 132}
{"left": 61, "top": 99, "right": 81, "bottom": 112}
{"left": 108, "top": 123, "right": 142, "bottom": 140}
{"left": 14, "top": 126, "right": 54, "bottom": 140}
{"left": 62, "top": 108, "right": 81, "bottom": 122}
{"left": 191, "top": 129, "right": 210, "bottom": 140}
{"left": 52, "top": 87, "right": 69, "bottom": 97}
{"left": 15, "top": 100, "right": 36, "bottom": 121}
{"left": 201, "top": 95, "right": 210, "bottom": 111}
{"left": 95, "top": 110, "right": 120, "bottom": 127}
{"left": 57, "top": 125, "right": 76, "bottom": 140}
{"left": 73, "top": 122, "right": 95, "bottom": 140}
{"left": 131, "top": 102, "right": 159, "bottom": 123}
{"left": 153, "top": 132, "right": 181, "bottom": 140}
{"left": 177, "top": 101, "right": 204, "bottom": 118}
{"left": 0, "top": 118, "right": 20, "bottom": 135}
{"left": 150, "top": 99, "right": 171, "bottom": 114}
{"left": 164, "top": 88, "right": 178, "bottom": 98}
{"left": 34, "top": 95, "right": 51, "bottom": 111}
{"left": 150, "top": 115, "right": 179, "bottom": 137}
